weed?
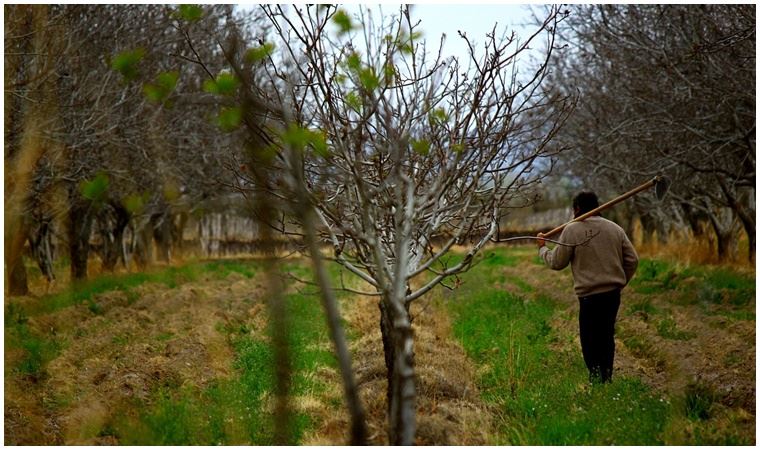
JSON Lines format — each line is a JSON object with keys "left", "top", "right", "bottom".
{"left": 696, "top": 285, "right": 723, "bottom": 305}
{"left": 111, "top": 334, "right": 130, "bottom": 346}
{"left": 108, "top": 260, "right": 328, "bottom": 445}
{"left": 505, "top": 275, "right": 534, "bottom": 293}
{"left": 683, "top": 382, "right": 715, "bottom": 421}
{"left": 9, "top": 324, "right": 59, "bottom": 380}
{"left": 31, "top": 260, "right": 261, "bottom": 317}
{"left": 87, "top": 299, "right": 104, "bottom": 315}
{"left": 5, "top": 302, "right": 28, "bottom": 327}
{"left": 656, "top": 317, "right": 696, "bottom": 341}
{"left": 722, "top": 351, "right": 741, "bottom": 367}
{"left": 627, "top": 298, "right": 658, "bottom": 319}
{"left": 156, "top": 332, "right": 174, "bottom": 341}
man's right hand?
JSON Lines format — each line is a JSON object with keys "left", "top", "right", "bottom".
{"left": 536, "top": 232, "right": 546, "bottom": 248}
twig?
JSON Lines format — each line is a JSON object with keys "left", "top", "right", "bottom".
{"left": 491, "top": 231, "right": 600, "bottom": 247}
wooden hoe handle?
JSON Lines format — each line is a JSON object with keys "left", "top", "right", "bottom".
{"left": 543, "top": 176, "right": 663, "bottom": 238}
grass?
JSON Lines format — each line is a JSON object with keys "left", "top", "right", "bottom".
{"left": 627, "top": 297, "right": 658, "bottom": 319}
{"left": 5, "top": 259, "right": 266, "bottom": 384}
{"left": 15, "top": 259, "right": 262, "bottom": 318}
{"left": 101, "top": 260, "right": 333, "bottom": 445}
{"left": 449, "top": 291, "right": 669, "bottom": 444}
{"left": 445, "top": 246, "right": 755, "bottom": 445}
{"left": 655, "top": 316, "right": 696, "bottom": 341}
{"left": 630, "top": 258, "right": 754, "bottom": 319}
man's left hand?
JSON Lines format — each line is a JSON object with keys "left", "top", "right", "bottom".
{"left": 536, "top": 232, "right": 546, "bottom": 248}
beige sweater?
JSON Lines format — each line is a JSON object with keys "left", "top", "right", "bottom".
{"left": 539, "top": 216, "right": 639, "bottom": 297}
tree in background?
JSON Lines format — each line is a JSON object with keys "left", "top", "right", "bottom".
{"left": 4, "top": 4, "right": 248, "bottom": 288}
{"left": 546, "top": 4, "right": 755, "bottom": 261}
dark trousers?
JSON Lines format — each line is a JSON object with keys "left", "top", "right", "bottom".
{"left": 578, "top": 288, "right": 621, "bottom": 383}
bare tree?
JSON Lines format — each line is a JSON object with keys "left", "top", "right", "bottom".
{"left": 4, "top": 5, "right": 66, "bottom": 294}
{"left": 219, "top": 4, "right": 573, "bottom": 443}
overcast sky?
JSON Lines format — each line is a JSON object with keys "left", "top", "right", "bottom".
{"left": 407, "top": 4, "right": 538, "bottom": 58}
{"left": 338, "top": 3, "right": 546, "bottom": 73}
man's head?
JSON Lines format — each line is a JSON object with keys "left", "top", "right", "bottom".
{"left": 572, "top": 191, "right": 599, "bottom": 218}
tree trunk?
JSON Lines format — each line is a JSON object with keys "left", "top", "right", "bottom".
{"left": 639, "top": 212, "right": 656, "bottom": 245}
{"left": 716, "top": 228, "right": 738, "bottom": 261}
{"left": 681, "top": 202, "right": 706, "bottom": 238}
{"left": 30, "top": 217, "right": 55, "bottom": 282}
{"left": 379, "top": 298, "right": 416, "bottom": 445}
{"left": 716, "top": 177, "right": 755, "bottom": 263}
{"left": 299, "top": 205, "right": 367, "bottom": 444}
{"left": 706, "top": 209, "right": 740, "bottom": 262}
{"left": 69, "top": 199, "right": 93, "bottom": 281}
{"left": 7, "top": 255, "right": 29, "bottom": 296}
{"left": 98, "top": 203, "right": 130, "bottom": 272}
{"left": 173, "top": 212, "right": 188, "bottom": 254}
{"left": 132, "top": 219, "right": 153, "bottom": 269}
{"left": 151, "top": 212, "right": 173, "bottom": 263}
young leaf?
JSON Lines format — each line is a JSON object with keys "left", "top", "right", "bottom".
{"left": 358, "top": 67, "right": 379, "bottom": 91}
{"left": 309, "top": 130, "right": 330, "bottom": 158}
{"left": 177, "top": 5, "right": 203, "bottom": 22}
{"left": 245, "top": 42, "right": 275, "bottom": 63}
{"left": 345, "top": 92, "right": 361, "bottom": 110}
{"left": 283, "top": 124, "right": 310, "bottom": 151}
{"left": 143, "top": 70, "right": 179, "bottom": 103}
{"left": 411, "top": 139, "right": 431, "bottom": 156}
{"left": 111, "top": 48, "right": 145, "bottom": 81}
{"left": 332, "top": 9, "right": 353, "bottom": 34}
{"left": 123, "top": 193, "right": 146, "bottom": 215}
{"left": 383, "top": 63, "right": 396, "bottom": 83}
{"left": 214, "top": 72, "right": 239, "bottom": 95}
{"left": 429, "top": 107, "right": 449, "bottom": 125}
{"left": 451, "top": 143, "right": 465, "bottom": 154}
{"left": 202, "top": 79, "right": 218, "bottom": 94}
{"left": 216, "top": 106, "right": 242, "bottom": 131}
{"left": 163, "top": 180, "right": 181, "bottom": 201}
{"left": 203, "top": 72, "right": 239, "bottom": 96}
{"left": 156, "top": 71, "right": 179, "bottom": 91}
{"left": 79, "top": 172, "right": 109, "bottom": 201}
{"left": 346, "top": 52, "right": 362, "bottom": 73}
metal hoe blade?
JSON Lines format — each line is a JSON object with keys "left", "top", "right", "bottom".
{"left": 654, "top": 175, "right": 671, "bottom": 201}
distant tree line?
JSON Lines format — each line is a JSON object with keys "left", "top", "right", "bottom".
{"left": 5, "top": 5, "right": 258, "bottom": 295}
{"left": 544, "top": 4, "right": 755, "bottom": 261}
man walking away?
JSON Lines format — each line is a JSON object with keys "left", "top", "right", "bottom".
{"left": 536, "top": 191, "right": 639, "bottom": 384}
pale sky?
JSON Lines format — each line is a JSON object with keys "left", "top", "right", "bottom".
{"left": 339, "top": 3, "right": 545, "bottom": 74}
{"left": 408, "top": 4, "right": 538, "bottom": 59}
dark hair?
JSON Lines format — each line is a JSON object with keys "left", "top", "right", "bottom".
{"left": 572, "top": 191, "right": 599, "bottom": 217}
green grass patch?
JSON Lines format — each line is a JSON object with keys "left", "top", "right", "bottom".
{"left": 629, "top": 259, "right": 754, "bottom": 318}
{"left": 448, "top": 286, "right": 669, "bottom": 444}
{"left": 481, "top": 251, "right": 519, "bottom": 268}
{"left": 656, "top": 316, "right": 696, "bottom": 341}
{"left": 5, "top": 322, "right": 59, "bottom": 381}
{"left": 444, "top": 246, "right": 755, "bottom": 445}
{"left": 682, "top": 381, "right": 715, "bottom": 421}
{"left": 505, "top": 275, "right": 535, "bottom": 293}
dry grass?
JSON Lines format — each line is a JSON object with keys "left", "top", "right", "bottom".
{"left": 5, "top": 272, "right": 264, "bottom": 445}
{"left": 630, "top": 223, "right": 754, "bottom": 270}
{"left": 301, "top": 277, "right": 495, "bottom": 445}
